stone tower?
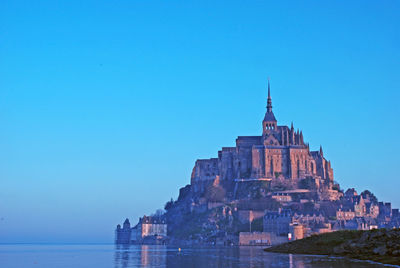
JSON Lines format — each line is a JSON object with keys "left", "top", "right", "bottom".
{"left": 115, "top": 218, "right": 131, "bottom": 244}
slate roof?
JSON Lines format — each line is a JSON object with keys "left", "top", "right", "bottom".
{"left": 263, "top": 111, "right": 277, "bottom": 122}
{"left": 265, "top": 209, "right": 292, "bottom": 219}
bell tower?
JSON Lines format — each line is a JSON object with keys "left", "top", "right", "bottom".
{"left": 262, "top": 79, "right": 277, "bottom": 136}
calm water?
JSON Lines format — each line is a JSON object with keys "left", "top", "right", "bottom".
{"left": 0, "top": 244, "right": 393, "bottom": 268}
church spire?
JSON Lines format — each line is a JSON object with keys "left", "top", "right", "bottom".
{"left": 267, "top": 78, "right": 272, "bottom": 113}
{"left": 262, "top": 78, "right": 277, "bottom": 135}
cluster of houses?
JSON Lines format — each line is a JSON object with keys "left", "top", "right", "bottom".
{"left": 116, "top": 188, "right": 399, "bottom": 246}
{"left": 334, "top": 188, "right": 399, "bottom": 230}
{"left": 238, "top": 188, "right": 399, "bottom": 245}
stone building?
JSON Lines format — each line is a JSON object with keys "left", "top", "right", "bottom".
{"left": 289, "top": 223, "right": 304, "bottom": 240}
{"left": 131, "top": 215, "right": 167, "bottom": 243}
{"left": 115, "top": 218, "right": 131, "bottom": 244}
{"left": 263, "top": 209, "right": 292, "bottom": 236}
{"left": 190, "top": 81, "right": 335, "bottom": 196}
{"left": 379, "top": 202, "right": 392, "bottom": 218}
{"left": 353, "top": 195, "right": 366, "bottom": 217}
{"left": 115, "top": 216, "right": 167, "bottom": 244}
{"left": 336, "top": 209, "right": 356, "bottom": 221}
{"left": 366, "top": 203, "right": 380, "bottom": 218}
{"left": 271, "top": 192, "right": 292, "bottom": 203}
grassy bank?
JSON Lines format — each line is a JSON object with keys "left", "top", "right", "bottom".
{"left": 264, "top": 229, "right": 400, "bottom": 266}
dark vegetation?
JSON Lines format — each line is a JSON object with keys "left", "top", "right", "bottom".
{"left": 265, "top": 229, "right": 400, "bottom": 265}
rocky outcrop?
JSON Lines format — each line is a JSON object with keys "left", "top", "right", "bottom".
{"left": 264, "top": 229, "right": 400, "bottom": 265}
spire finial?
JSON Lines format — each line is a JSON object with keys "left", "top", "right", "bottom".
{"left": 267, "top": 77, "right": 272, "bottom": 113}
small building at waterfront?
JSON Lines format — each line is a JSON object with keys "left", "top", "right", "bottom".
{"left": 115, "top": 216, "right": 168, "bottom": 244}
{"left": 115, "top": 219, "right": 131, "bottom": 244}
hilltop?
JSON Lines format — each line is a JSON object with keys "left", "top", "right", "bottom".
{"left": 116, "top": 82, "right": 399, "bottom": 246}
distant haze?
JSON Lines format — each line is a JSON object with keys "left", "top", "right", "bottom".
{"left": 0, "top": 0, "right": 399, "bottom": 243}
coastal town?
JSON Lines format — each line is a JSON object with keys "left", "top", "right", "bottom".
{"left": 116, "top": 82, "right": 399, "bottom": 246}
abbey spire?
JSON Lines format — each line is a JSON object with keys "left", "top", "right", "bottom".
{"left": 267, "top": 79, "right": 272, "bottom": 113}
{"left": 263, "top": 79, "right": 277, "bottom": 134}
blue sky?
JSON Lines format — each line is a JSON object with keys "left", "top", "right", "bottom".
{"left": 0, "top": 1, "right": 399, "bottom": 243}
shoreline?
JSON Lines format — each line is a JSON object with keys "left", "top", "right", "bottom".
{"left": 269, "top": 251, "right": 400, "bottom": 267}
{"left": 264, "top": 229, "right": 400, "bottom": 266}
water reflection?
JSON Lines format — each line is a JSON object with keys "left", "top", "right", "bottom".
{"left": 114, "top": 244, "right": 385, "bottom": 268}
{"left": 114, "top": 244, "right": 167, "bottom": 268}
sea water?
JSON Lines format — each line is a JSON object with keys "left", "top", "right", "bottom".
{"left": 0, "top": 244, "right": 391, "bottom": 268}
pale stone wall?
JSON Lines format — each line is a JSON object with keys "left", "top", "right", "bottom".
{"left": 289, "top": 224, "right": 304, "bottom": 240}
{"left": 368, "top": 204, "right": 379, "bottom": 218}
{"left": 239, "top": 232, "right": 271, "bottom": 245}
{"left": 251, "top": 146, "right": 264, "bottom": 178}
{"left": 192, "top": 140, "right": 334, "bottom": 185}
{"left": 336, "top": 210, "right": 356, "bottom": 220}
{"left": 141, "top": 223, "right": 167, "bottom": 237}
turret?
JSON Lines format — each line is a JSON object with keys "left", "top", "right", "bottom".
{"left": 300, "top": 131, "right": 304, "bottom": 145}
{"left": 123, "top": 218, "right": 130, "bottom": 229}
{"left": 116, "top": 219, "right": 132, "bottom": 245}
{"left": 285, "top": 128, "right": 290, "bottom": 145}
{"left": 290, "top": 123, "right": 295, "bottom": 145}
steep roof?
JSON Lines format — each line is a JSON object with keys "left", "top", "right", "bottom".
{"left": 264, "top": 111, "right": 277, "bottom": 122}
{"left": 263, "top": 79, "right": 277, "bottom": 122}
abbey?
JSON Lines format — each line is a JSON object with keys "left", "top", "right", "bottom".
{"left": 191, "top": 81, "right": 334, "bottom": 193}
{"left": 117, "top": 80, "right": 400, "bottom": 245}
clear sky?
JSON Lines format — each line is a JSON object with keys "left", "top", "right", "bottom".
{"left": 0, "top": 0, "right": 399, "bottom": 243}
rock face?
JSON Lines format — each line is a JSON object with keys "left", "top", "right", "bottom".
{"left": 265, "top": 229, "right": 400, "bottom": 266}
{"left": 337, "top": 229, "right": 400, "bottom": 258}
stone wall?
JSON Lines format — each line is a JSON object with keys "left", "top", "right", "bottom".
{"left": 239, "top": 232, "right": 271, "bottom": 245}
